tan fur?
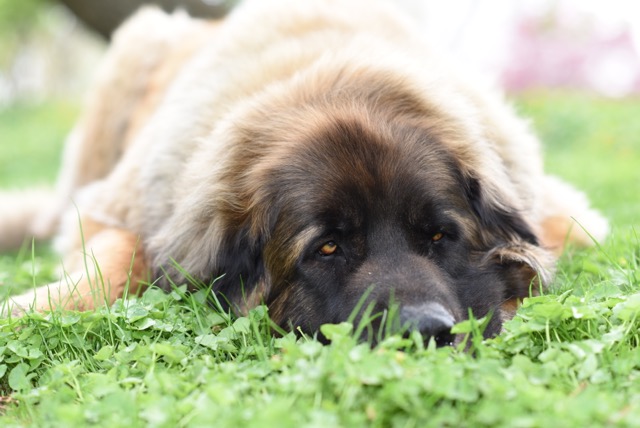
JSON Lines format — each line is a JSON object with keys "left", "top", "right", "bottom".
{"left": 28, "top": 8, "right": 215, "bottom": 244}
{"left": 1, "top": 0, "right": 608, "bottom": 316}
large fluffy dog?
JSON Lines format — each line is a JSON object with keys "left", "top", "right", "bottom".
{"left": 1, "top": 0, "right": 608, "bottom": 345}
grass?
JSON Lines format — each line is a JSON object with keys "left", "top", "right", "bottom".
{"left": 0, "top": 92, "right": 639, "bottom": 427}
{"left": 0, "top": 101, "right": 76, "bottom": 188}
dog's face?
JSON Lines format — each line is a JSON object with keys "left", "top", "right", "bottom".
{"left": 207, "top": 107, "right": 547, "bottom": 345}
{"left": 152, "top": 72, "right": 551, "bottom": 346}
{"left": 262, "top": 119, "right": 499, "bottom": 341}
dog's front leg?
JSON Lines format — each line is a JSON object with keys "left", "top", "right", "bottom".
{"left": 4, "top": 228, "right": 148, "bottom": 316}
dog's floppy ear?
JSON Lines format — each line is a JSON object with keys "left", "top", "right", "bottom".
{"left": 211, "top": 223, "right": 267, "bottom": 309}
{"left": 149, "top": 194, "right": 271, "bottom": 312}
{"left": 465, "top": 176, "right": 538, "bottom": 246}
{"left": 465, "top": 176, "right": 554, "bottom": 297}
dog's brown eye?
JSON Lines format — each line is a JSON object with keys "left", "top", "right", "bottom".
{"left": 432, "top": 232, "right": 444, "bottom": 242}
{"left": 319, "top": 241, "right": 338, "bottom": 256}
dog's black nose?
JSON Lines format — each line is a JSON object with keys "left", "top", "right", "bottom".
{"left": 400, "top": 303, "right": 456, "bottom": 347}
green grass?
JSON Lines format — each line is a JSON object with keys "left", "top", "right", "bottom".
{"left": 515, "top": 91, "right": 640, "bottom": 227}
{"left": 0, "top": 93, "right": 639, "bottom": 427}
{"left": 0, "top": 101, "right": 76, "bottom": 188}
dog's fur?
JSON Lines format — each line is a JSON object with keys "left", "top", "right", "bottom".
{"left": 0, "top": 0, "right": 608, "bottom": 343}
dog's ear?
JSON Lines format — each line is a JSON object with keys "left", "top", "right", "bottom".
{"left": 465, "top": 176, "right": 554, "bottom": 298}
{"left": 486, "top": 243, "right": 554, "bottom": 297}
{"left": 465, "top": 176, "right": 538, "bottom": 246}
{"left": 149, "top": 199, "right": 271, "bottom": 313}
{"left": 211, "top": 223, "right": 267, "bottom": 310}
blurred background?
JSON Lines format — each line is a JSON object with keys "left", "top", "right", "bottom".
{"left": 414, "top": 0, "right": 640, "bottom": 97}
{"left": 1, "top": 0, "right": 640, "bottom": 104}
{"left": 0, "top": 0, "right": 638, "bottom": 226}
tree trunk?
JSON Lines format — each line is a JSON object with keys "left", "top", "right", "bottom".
{"left": 55, "top": 0, "right": 234, "bottom": 39}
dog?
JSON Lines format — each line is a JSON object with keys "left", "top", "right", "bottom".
{"left": 0, "top": 0, "right": 609, "bottom": 345}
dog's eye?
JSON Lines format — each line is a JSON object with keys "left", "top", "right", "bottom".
{"left": 318, "top": 241, "right": 338, "bottom": 256}
{"left": 431, "top": 232, "right": 444, "bottom": 242}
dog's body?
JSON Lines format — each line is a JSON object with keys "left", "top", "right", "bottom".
{"left": 1, "top": 0, "right": 608, "bottom": 343}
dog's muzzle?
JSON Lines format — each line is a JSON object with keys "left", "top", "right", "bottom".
{"left": 400, "top": 302, "right": 456, "bottom": 347}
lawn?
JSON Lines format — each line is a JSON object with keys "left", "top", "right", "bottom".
{"left": 0, "top": 92, "right": 639, "bottom": 427}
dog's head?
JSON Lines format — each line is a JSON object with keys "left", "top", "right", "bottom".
{"left": 152, "top": 71, "right": 553, "bottom": 346}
